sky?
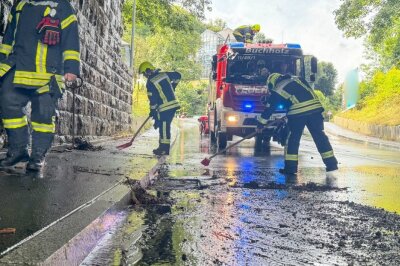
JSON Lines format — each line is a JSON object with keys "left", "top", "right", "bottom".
{"left": 205, "top": 0, "right": 366, "bottom": 83}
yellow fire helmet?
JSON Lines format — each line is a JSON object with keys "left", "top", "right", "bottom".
{"left": 252, "top": 24, "right": 261, "bottom": 32}
{"left": 138, "top": 61, "right": 155, "bottom": 75}
{"left": 267, "top": 73, "right": 283, "bottom": 90}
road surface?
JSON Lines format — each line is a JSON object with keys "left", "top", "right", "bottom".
{"left": 83, "top": 118, "right": 400, "bottom": 265}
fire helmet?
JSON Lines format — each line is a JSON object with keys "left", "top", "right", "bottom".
{"left": 252, "top": 24, "right": 261, "bottom": 32}
{"left": 138, "top": 61, "right": 155, "bottom": 75}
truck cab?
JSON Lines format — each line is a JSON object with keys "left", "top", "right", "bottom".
{"left": 208, "top": 42, "right": 316, "bottom": 150}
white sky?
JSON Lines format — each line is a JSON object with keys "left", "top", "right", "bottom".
{"left": 205, "top": 0, "right": 366, "bottom": 83}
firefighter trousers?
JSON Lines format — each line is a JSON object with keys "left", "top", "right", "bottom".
{"left": 284, "top": 112, "right": 338, "bottom": 172}
{"left": 157, "top": 110, "right": 176, "bottom": 147}
{"left": 0, "top": 71, "right": 55, "bottom": 155}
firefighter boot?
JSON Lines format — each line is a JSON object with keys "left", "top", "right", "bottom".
{"left": 0, "top": 147, "right": 30, "bottom": 167}
{"left": 153, "top": 144, "right": 170, "bottom": 156}
{"left": 279, "top": 168, "right": 297, "bottom": 175}
{"left": 26, "top": 149, "right": 48, "bottom": 172}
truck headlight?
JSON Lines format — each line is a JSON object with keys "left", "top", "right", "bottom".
{"left": 226, "top": 115, "right": 239, "bottom": 123}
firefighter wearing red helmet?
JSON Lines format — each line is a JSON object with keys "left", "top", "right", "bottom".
{"left": 139, "top": 62, "right": 181, "bottom": 156}
{"left": 0, "top": 0, "right": 80, "bottom": 171}
{"left": 257, "top": 73, "right": 338, "bottom": 175}
{"left": 233, "top": 24, "right": 261, "bottom": 43}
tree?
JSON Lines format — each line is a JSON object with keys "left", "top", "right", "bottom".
{"left": 205, "top": 18, "right": 226, "bottom": 32}
{"left": 334, "top": 0, "right": 400, "bottom": 68}
{"left": 315, "top": 62, "right": 338, "bottom": 96}
{"left": 175, "top": 81, "right": 208, "bottom": 115}
{"left": 254, "top": 32, "right": 273, "bottom": 43}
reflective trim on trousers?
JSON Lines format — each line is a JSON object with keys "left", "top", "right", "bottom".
{"left": 3, "top": 116, "right": 28, "bottom": 129}
{"left": 31, "top": 121, "right": 56, "bottom": 133}
{"left": 285, "top": 154, "right": 298, "bottom": 161}
{"left": 321, "top": 150, "right": 334, "bottom": 159}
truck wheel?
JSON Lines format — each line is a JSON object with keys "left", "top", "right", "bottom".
{"left": 217, "top": 132, "right": 227, "bottom": 149}
{"left": 210, "top": 130, "right": 216, "bottom": 144}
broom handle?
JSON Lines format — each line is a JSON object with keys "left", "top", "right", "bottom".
{"left": 209, "top": 131, "right": 257, "bottom": 160}
{"left": 129, "top": 116, "right": 151, "bottom": 143}
{"left": 209, "top": 117, "right": 287, "bottom": 160}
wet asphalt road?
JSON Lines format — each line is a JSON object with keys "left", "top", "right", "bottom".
{"left": 133, "top": 118, "right": 400, "bottom": 265}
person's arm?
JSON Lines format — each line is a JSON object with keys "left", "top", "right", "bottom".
{"left": 257, "top": 93, "right": 282, "bottom": 126}
{"left": 147, "top": 81, "right": 159, "bottom": 113}
{"left": 60, "top": 1, "right": 80, "bottom": 81}
{"left": 166, "top": 72, "right": 181, "bottom": 90}
{"left": 0, "top": 4, "right": 17, "bottom": 61}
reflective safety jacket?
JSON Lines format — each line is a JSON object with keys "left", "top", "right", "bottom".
{"left": 0, "top": 0, "right": 80, "bottom": 91}
{"left": 233, "top": 25, "right": 255, "bottom": 43}
{"left": 258, "top": 76, "right": 323, "bottom": 123}
{"left": 146, "top": 71, "right": 181, "bottom": 113}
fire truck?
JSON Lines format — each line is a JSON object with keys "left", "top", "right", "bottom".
{"left": 208, "top": 42, "right": 318, "bottom": 150}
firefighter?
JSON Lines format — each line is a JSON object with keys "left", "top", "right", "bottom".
{"left": 233, "top": 24, "right": 260, "bottom": 43}
{"left": 257, "top": 73, "right": 338, "bottom": 175}
{"left": 139, "top": 62, "right": 181, "bottom": 156}
{"left": 0, "top": 0, "right": 80, "bottom": 171}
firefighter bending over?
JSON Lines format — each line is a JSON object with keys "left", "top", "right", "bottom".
{"left": 139, "top": 62, "right": 181, "bottom": 156}
{"left": 233, "top": 24, "right": 260, "bottom": 43}
{"left": 0, "top": 0, "right": 80, "bottom": 171}
{"left": 257, "top": 73, "right": 338, "bottom": 175}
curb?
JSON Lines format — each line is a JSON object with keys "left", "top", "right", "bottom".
{"left": 325, "top": 122, "right": 400, "bottom": 150}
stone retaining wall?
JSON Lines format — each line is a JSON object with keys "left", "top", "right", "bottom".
{"left": 0, "top": 0, "right": 134, "bottom": 141}
{"left": 334, "top": 116, "right": 400, "bottom": 142}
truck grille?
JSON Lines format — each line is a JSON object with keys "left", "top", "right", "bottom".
{"left": 231, "top": 95, "right": 265, "bottom": 113}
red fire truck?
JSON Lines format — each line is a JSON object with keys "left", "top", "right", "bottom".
{"left": 208, "top": 42, "right": 317, "bottom": 150}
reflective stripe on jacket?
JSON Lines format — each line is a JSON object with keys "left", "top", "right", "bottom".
{"left": 233, "top": 25, "right": 254, "bottom": 42}
{"left": 259, "top": 77, "right": 324, "bottom": 122}
{"left": 0, "top": 0, "right": 80, "bottom": 90}
{"left": 146, "top": 71, "right": 181, "bottom": 113}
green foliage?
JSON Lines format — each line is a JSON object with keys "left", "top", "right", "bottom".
{"left": 314, "top": 62, "right": 338, "bottom": 96}
{"left": 205, "top": 19, "right": 226, "bottom": 32}
{"left": 334, "top": 0, "right": 400, "bottom": 69}
{"left": 338, "top": 68, "right": 400, "bottom": 125}
{"left": 175, "top": 81, "right": 208, "bottom": 116}
{"left": 254, "top": 32, "right": 273, "bottom": 43}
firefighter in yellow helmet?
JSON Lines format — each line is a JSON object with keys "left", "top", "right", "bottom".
{"left": 0, "top": 0, "right": 80, "bottom": 171}
{"left": 233, "top": 24, "right": 261, "bottom": 43}
{"left": 139, "top": 62, "right": 181, "bottom": 156}
{"left": 257, "top": 73, "right": 338, "bottom": 175}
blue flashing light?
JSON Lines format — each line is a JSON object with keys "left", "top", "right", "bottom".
{"left": 286, "top": 43, "right": 301, "bottom": 49}
{"left": 243, "top": 102, "right": 253, "bottom": 111}
{"left": 229, "top": 42, "right": 245, "bottom": 48}
{"left": 277, "top": 104, "right": 284, "bottom": 110}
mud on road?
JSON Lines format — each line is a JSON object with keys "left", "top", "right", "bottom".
{"left": 136, "top": 165, "right": 400, "bottom": 266}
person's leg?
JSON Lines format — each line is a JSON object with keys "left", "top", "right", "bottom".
{"left": 0, "top": 72, "right": 30, "bottom": 166}
{"left": 306, "top": 113, "right": 338, "bottom": 171}
{"left": 282, "top": 116, "right": 306, "bottom": 174}
{"left": 154, "top": 111, "right": 174, "bottom": 155}
{"left": 28, "top": 93, "right": 56, "bottom": 171}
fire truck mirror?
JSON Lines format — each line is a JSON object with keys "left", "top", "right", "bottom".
{"left": 311, "top": 57, "right": 318, "bottom": 73}
{"left": 310, "top": 74, "right": 316, "bottom": 82}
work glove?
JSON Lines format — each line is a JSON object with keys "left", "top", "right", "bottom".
{"left": 37, "top": 93, "right": 56, "bottom": 117}
{"left": 153, "top": 119, "right": 159, "bottom": 130}
{"left": 36, "top": 17, "right": 61, "bottom": 45}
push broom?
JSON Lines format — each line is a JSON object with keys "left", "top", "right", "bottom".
{"left": 200, "top": 118, "right": 286, "bottom": 166}
{"left": 116, "top": 116, "right": 151, "bottom": 150}
{"left": 201, "top": 131, "right": 257, "bottom": 166}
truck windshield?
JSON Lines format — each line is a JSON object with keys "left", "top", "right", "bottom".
{"left": 226, "top": 55, "right": 303, "bottom": 85}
